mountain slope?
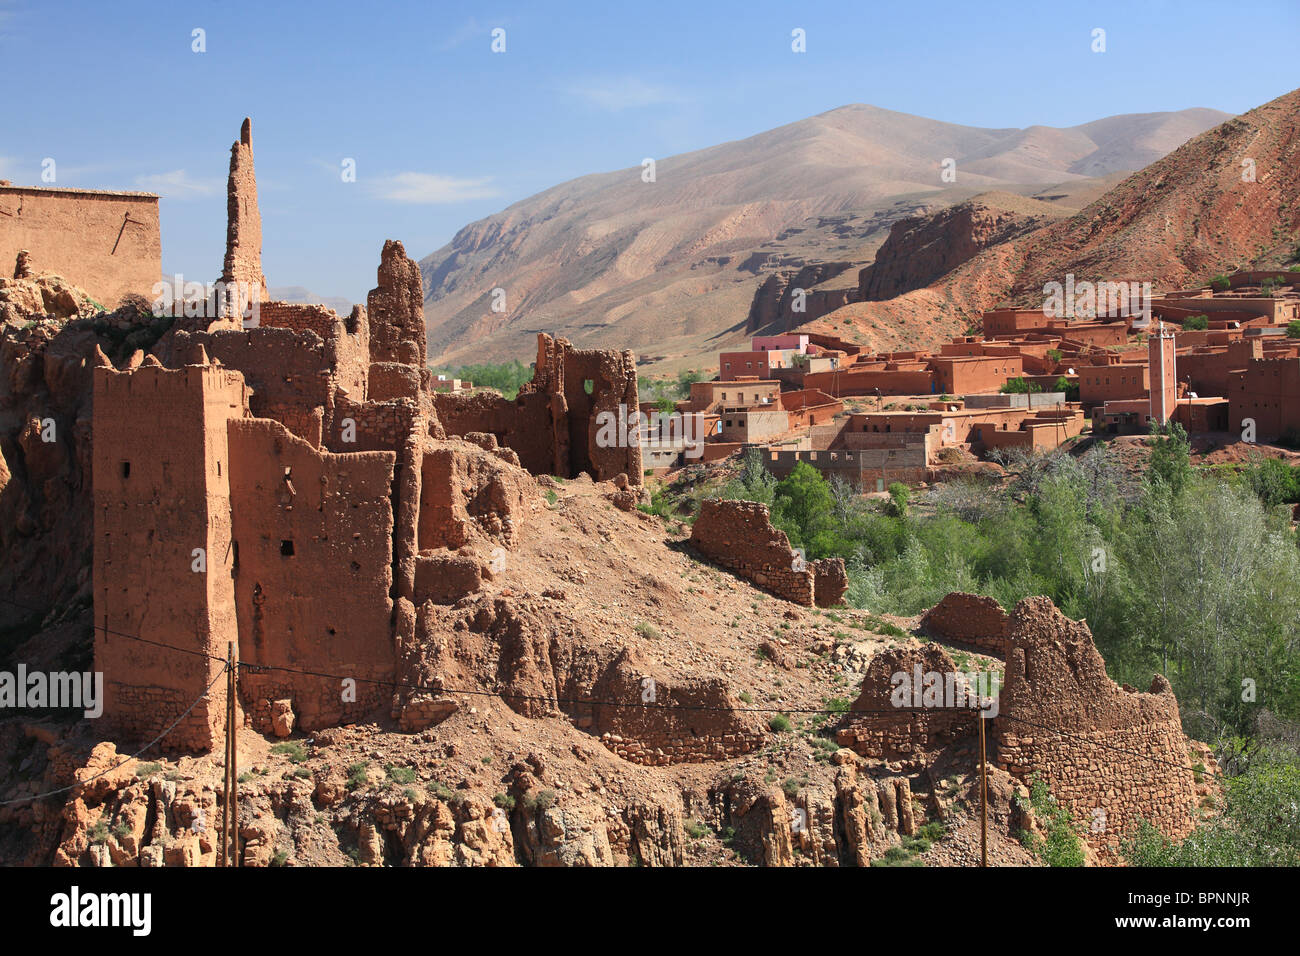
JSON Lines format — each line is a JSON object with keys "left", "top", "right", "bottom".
{"left": 420, "top": 104, "right": 1229, "bottom": 368}
{"left": 806, "top": 88, "right": 1300, "bottom": 352}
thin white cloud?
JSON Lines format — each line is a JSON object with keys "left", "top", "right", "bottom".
{"left": 564, "top": 76, "right": 685, "bottom": 111}
{"left": 372, "top": 172, "right": 501, "bottom": 204}
{"left": 134, "top": 169, "right": 221, "bottom": 198}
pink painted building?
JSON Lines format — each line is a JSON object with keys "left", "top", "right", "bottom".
{"left": 752, "top": 334, "right": 809, "bottom": 353}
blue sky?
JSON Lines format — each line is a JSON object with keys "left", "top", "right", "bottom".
{"left": 3, "top": 0, "right": 1297, "bottom": 303}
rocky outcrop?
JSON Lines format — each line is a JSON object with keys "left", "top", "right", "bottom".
{"left": 857, "top": 198, "right": 1052, "bottom": 302}
{"left": 744, "top": 262, "right": 859, "bottom": 332}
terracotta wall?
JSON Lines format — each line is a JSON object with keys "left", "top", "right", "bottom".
{"left": 227, "top": 418, "right": 396, "bottom": 732}
{"left": 93, "top": 363, "right": 248, "bottom": 751}
{"left": 0, "top": 185, "right": 160, "bottom": 308}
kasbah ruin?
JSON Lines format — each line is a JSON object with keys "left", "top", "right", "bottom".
{"left": 0, "top": 119, "right": 1221, "bottom": 869}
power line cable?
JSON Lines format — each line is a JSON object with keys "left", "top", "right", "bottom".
{"left": 0, "top": 666, "right": 228, "bottom": 808}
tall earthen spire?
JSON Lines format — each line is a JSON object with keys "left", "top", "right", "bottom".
{"left": 220, "top": 117, "right": 268, "bottom": 305}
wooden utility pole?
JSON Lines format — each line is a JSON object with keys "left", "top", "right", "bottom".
{"left": 218, "top": 643, "right": 239, "bottom": 867}
{"left": 229, "top": 643, "right": 239, "bottom": 867}
{"left": 219, "top": 645, "right": 231, "bottom": 867}
{"left": 978, "top": 708, "right": 988, "bottom": 868}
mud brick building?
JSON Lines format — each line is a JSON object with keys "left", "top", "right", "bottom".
{"left": 0, "top": 182, "right": 160, "bottom": 308}
{"left": 92, "top": 122, "right": 642, "bottom": 751}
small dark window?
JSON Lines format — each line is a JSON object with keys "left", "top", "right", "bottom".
{"left": 121, "top": 461, "right": 131, "bottom": 479}
{"left": 280, "top": 540, "right": 295, "bottom": 556}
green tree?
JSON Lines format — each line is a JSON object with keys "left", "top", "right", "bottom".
{"left": 1123, "top": 746, "right": 1300, "bottom": 866}
{"left": 1183, "top": 314, "right": 1209, "bottom": 331}
{"left": 1146, "top": 421, "right": 1191, "bottom": 499}
{"left": 1000, "top": 376, "right": 1043, "bottom": 394}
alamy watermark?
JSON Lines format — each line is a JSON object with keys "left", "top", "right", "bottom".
{"left": 0, "top": 665, "right": 103, "bottom": 718}
{"left": 151, "top": 274, "right": 261, "bottom": 326}
{"left": 1042, "top": 274, "right": 1151, "bottom": 321}
{"left": 595, "top": 403, "right": 708, "bottom": 460}
{"left": 890, "top": 664, "right": 1000, "bottom": 717}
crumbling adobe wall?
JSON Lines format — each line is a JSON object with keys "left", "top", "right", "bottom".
{"left": 417, "top": 439, "right": 531, "bottom": 552}
{"left": 173, "top": 326, "right": 334, "bottom": 446}
{"left": 836, "top": 643, "right": 980, "bottom": 768}
{"left": 994, "top": 596, "right": 1199, "bottom": 856}
{"left": 920, "top": 592, "right": 1009, "bottom": 656}
{"left": 812, "top": 558, "right": 849, "bottom": 607}
{"left": 434, "top": 334, "right": 647, "bottom": 485}
{"left": 0, "top": 185, "right": 160, "bottom": 309}
{"left": 92, "top": 362, "right": 249, "bottom": 752}
{"left": 546, "top": 336, "right": 641, "bottom": 483}
{"left": 255, "top": 300, "right": 337, "bottom": 339}
{"left": 219, "top": 118, "right": 267, "bottom": 304}
{"left": 432, "top": 390, "right": 554, "bottom": 475}
{"left": 226, "top": 417, "right": 396, "bottom": 732}
{"left": 690, "top": 499, "right": 847, "bottom": 607}
{"left": 582, "top": 655, "right": 766, "bottom": 765}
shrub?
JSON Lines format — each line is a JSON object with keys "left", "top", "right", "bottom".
{"left": 345, "top": 762, "right": 370, "bottom": 791}
{"left": 1000, "top": 376, "right": 1043, "bottom": 394}
{"left": 529, "top": 789, "right": 558, "bottom": 811}
{"left": 1020, "top": 774, "right": 1085, "bottom": 867}
{"left": 385, "top": 764, "right": 417, "bottom": 785}
{"left": 271, "top": 741, "right": 308, "bottom": 764}
{"left": 1183, "top": 314, "right": 1209, "bottom": 331}
{"left": 429, "top": 782, "right": 455, "bottom": 801}
{"left": 768, "top": 714, "right": 792, "bottom": 733}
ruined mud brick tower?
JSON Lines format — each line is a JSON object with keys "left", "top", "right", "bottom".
{"left": 994, "top": 597, "right": 1199, "bottom": 857}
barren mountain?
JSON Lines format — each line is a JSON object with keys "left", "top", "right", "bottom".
{"left": 809, "top": 87, "right": 1300, "bottom": 352}
{"left": 421, "top": 105, "right": 1228, "bottom": 369}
